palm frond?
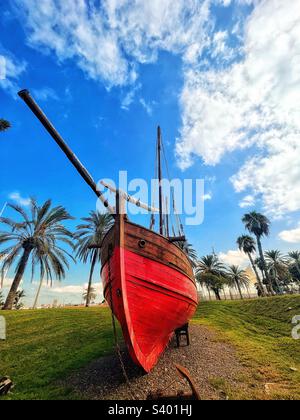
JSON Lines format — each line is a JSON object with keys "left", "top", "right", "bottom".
{"left": 0, "top": 199, "right": 74, "bottom": 298}
{"left": 242, "top": 212, "right": 270, "bottom": 238}
{"left": 0, "top": 119, "right": 11, "bottom": 132}
{"left": 237, "top": 235, "right": 256, "bottom": 254}
{"left": 75, "top": 211, "right": 113, "bottom": 264}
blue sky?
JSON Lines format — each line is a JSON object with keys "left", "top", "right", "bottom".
{"left": 1, "top": 0, "right": 300, "bottom": 306}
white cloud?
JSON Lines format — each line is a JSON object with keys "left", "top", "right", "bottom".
{"left": 41, "top": 281, "right": 104, "bottom": 306}
{"left": 32, "top": 87, "right": 58, "bottom": 101}
{"left": 9, "top": 192, "right": 31, "bottom": 206}
{"left": 279, "top": 223, "right": 300, "bottom": 244}
{"left": 232, "top": 133, "right": 300, "bottom": 217}
{"left": 1, "top": 280, "right": 104, "bottom": 307}
{"left": 1, "top": 278, "right": 24, "bottom": 294}
{"left": 9, "top": 1, "right": 300, "bottom": 218}
{"left": 204, "top": 192, "right": 213, "bottom": 201}
{"left": 211, "top": 30, "right": 234, "bottom": 61}
{"left": 13, "top": 0, "right": 211, "bottom": 89}
{"left": 50, "top": 284, "right": 84, "bottom": 294}
{"left": 121, "top": 83, "right": 141, "bottom": 110}
{"left": 105, "top": 0, "right": 211, "bottom": 66}
{"left": 0, "top": 277, "right": 15, "bottom": 288}
{"left": 42, "top": 281, "right": 103, "bottom": 295}
{"left": 205, "top": 175, "right": 217, "bottom": 183}
{"left": 0, "top": 56, "right": 6, "bottom": 80}
{"left": 219, "top": 249, "right": 249, "bottom": 267}
{"left": 239, "top": 194, "right": 255, "bottom": 208}
{"left": 176, "top": 0, "right": 300, "bottom": 217}
{"left": 0, "top": 51, "right": 26, "bottom": 95}
{"left": 215, "top": 0, "right": 256, "bottom": 5}
{"left": 13, "top": 0, "right": 133, "bottom": 88}
{"left": 218, "top": 0, "right": 232, "bottom": 6}
{"left": 139, "top": 98, "right": 153, "bottom": 116}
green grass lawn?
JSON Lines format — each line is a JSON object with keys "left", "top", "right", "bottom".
{"left": 0, "top": 307, "right": 118, "bottom": 400}
{"left": 193, "top": 295, "right": 300, "bottom": 399}
{"left": 1, "top": 296, "right": 300, "bottom": 400}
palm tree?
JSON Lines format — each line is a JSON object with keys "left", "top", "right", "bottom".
{"left": 0, "top": 291, "right": 4, "bottom": 308}
{"left": 288, "top": 252, "right": 300, "bottom": 291}
{"left": 83, "top": 286, "right": 97, "bottom": 304}
{"left": 14, "top": 289, "right": 26, "bottom": 310}
{"left": 226, "top": 265, "right": 250, "bottom": 299}
{"left": 242, "top": 212, "right": 274, "bottom": 294}
{"left": 265, "top": 250, "right": 287, "bottom": 294}
{"left": 289, "top": 251, "right": 300, "bottom": 264}
{"left": 32, "top": 279, "right": 44, "bottom": 310}
{"left": 0, "top": 119, "right": 11, "bottom": 132}
{"left": 0, "top": 254, "right": 8, "bottom": 289}
{"left": 200, "top": 273, "right": 225, "bottom": 300}
{"left": 237, "top": 235, "right": 265, "bottom": 296}
{"left": 0, "top": 199, "right": 74, "bottom": 310}
{"left": 76, "top": 211, "right": 113, "bottom": 307}
{"left": 176, "top": 241, "right": 198, "bottom": 268}
{"left": 255, "top": 257, "right": 264, "bottom": 276}
{"left": 289, "top": 251, "right": 300, "bottom": 277}
{"left": 196, "top": 254, "right": 227, "bottom": 300}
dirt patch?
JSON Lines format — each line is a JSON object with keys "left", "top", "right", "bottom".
{"left": 64, "top": 324, "right": 254, "bottom": 400}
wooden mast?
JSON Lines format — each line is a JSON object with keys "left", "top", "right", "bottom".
{"left": 157, "top": 126, "right": 164, "bottom": 235}
{"left": 18, "top": 89, "right": 114, "bottom": 215}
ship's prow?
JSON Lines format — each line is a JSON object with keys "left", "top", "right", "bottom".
{"left": 101, "top": 217, "right": 198, "bottom": 372}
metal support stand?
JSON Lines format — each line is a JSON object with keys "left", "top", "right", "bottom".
{"left": 175, "top": 323, "right": 190, "bottom": 347}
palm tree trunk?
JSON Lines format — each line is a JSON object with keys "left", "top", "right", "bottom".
{"left": 33, "top": 278, "right": 43, "bottom": 309}
{"left": 206, "top": 285, "right": 212, "bottom": 301}
{"left": 293, "top": 261, "right": 300, "bottom": 277}
{"left": 272, "top": 273, "right": 283, "bottom": 295}
{"left": 235, "top": 280, "right": 243, "bottom": 299}
{"left": 86, "top": 253, "right": 97, "bottom": 308}
{"left": 296, "top": 263, "right": 300, "bottom": 277}
{"left": 3, "top": 247, "right": 31, "bottom": 310}
{"left": 275, "top": 268, "right": 285, "bottom": 295}
{"left": 248, "top": 252, "right": 266, "bottom": 296}
{"left": 213, "top": 288, "right": 221, "bottom": 300}
{"left": 0, "top": 267, "right": 9, "bottom": 289}
{"left": 256, "top": 235, "right": 274, "bottom": 295}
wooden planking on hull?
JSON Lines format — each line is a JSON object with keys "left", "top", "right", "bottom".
{"left": 101, "top": 221, "right": 195, "bottom": 282}
{"left": 102, "top": 246, "right": 197, "bottom": 372}
{"left": 101, "top": 213, "right": 198, "bottom": 372}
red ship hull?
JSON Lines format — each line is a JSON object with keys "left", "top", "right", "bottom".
{"left": 101, "top": 216, "right": 198, "bottom": 372}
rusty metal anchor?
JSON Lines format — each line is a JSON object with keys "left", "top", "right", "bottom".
{"left": 147, "top": 364, "right": 201, "bottom": 400}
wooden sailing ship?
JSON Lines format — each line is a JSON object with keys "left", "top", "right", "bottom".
{"left": 18, "top": 90, "right": 198, "bottom": 372}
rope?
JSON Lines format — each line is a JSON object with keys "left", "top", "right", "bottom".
{"left": 107, "top": 255, "right": 139, "bottom": 400}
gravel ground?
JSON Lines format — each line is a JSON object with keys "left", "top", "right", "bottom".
{"left": 65, "top": 324, "right": 248, "bottom": 400}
